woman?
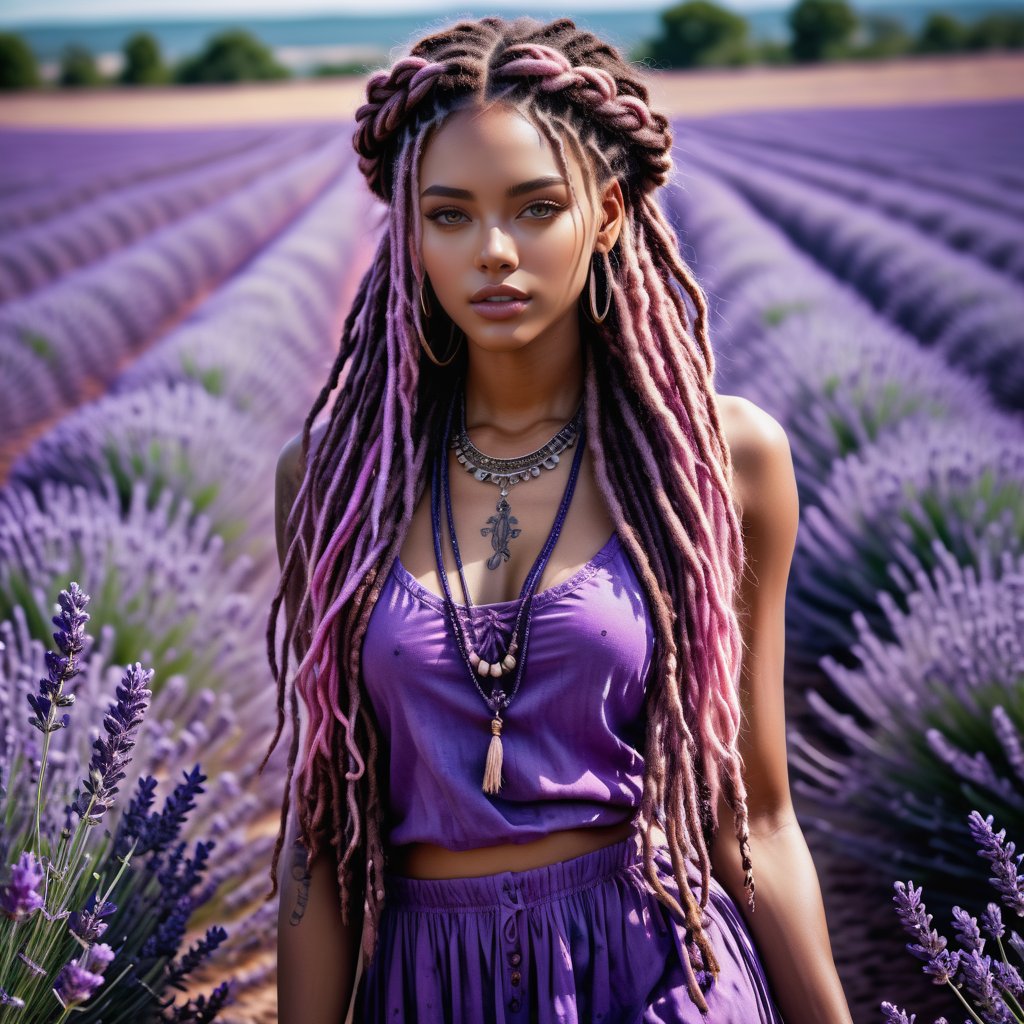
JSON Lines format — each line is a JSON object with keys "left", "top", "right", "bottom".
{"left": 265, "top": 14, "right": 853, "bottom": 1024}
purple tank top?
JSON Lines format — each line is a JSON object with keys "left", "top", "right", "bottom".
{"left": 361, "top": 530, "right": 656, "bottom": 850}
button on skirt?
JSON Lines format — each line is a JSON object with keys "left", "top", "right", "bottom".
{"left": 352, "top": 831, "right": 786, "bottom": 1023}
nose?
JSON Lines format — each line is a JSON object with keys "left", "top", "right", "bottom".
{"left": 476, "top": 225, "right": 518, "bottom": 273}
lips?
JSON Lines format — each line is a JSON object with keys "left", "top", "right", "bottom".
{"left": 469, "top": 295, "right": 531, "bottom": 320}
{"left": 470, "top": 284, "right": 529, "bottom": 302}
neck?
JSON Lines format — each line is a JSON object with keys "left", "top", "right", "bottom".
{"left": 462, "top": 334, "right": 585, "bottom": 438}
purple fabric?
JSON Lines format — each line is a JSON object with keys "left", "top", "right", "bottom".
{"left": 362, "top": 530, "right": 655, "bottom": 849}
{"left": 352, "top": 830, "right": 786, "bottom": 1022}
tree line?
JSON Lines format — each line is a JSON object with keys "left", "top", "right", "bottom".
{"left": 1, "top": 4, "right": 1023, "bottom": 91}
{"left": 638, "top": 0, "right": 1024, "bottom": 68}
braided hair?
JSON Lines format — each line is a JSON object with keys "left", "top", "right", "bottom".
{"left": 261, "top": 15, "right": 755, "bottom": 1011}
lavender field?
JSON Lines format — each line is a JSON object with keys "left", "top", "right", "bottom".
{"left": 1, "top": 98, "right": 1023, "bottom": 1023}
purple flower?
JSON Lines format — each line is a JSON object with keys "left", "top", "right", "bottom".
{"left": 0, "top": 851, "right": 45, "bottom": 921}
{"left": 879, "top": 1003, "right": 916, "bottom": 1024}
{"left": 71, "top": 662, "right": 153, "bottom": 825}
{"left": 54, "top": 973, "right": 98, "bottom": 1011}
{"left": 958, "top": 950, "right": 1013, "bottom": 1021}
{"left": 53, "top": 942, "right": 115, "bottom": 1008}
{"left": 68, "top": 891, "right": 117, "bottom": 946}
{"left": 892, "top": 880, "right": 959, "bottom": 984}
{"left": 951, "top": 905, "right": 985, "bottom": 954}
{"left": 993, "top": 957, "right": 1024, "bottom": 999}
{"left": 922, "top": 948, "right": 960, "bottom": 986}
{"left": 52, "top": 583, "right": 90, "bottom": 658}
{"left": 26, "top": 582, "right": 90, "bottom": 734}
{"left": 142, "top": 893, "right": 192, "bottom": 959}
{"left": 161, "top": 979, "right": 233, "bottom": 1023}
{"left": 165, "top": 925, "right": 228, "bottom": 990}
{"left": 981, "top": 902, "right": 1005, "bottom": 941}
{"left": 893, "top": 880, "right": 946, "bottom": 956}
{"left": 147, "top": 765, "right": 207, "bottom": 854}
{"left": 114, "top": 774, "right": 159, "bottom": 857}
{"left": 968, "top": 811, "right": 1024, "bottom": 916}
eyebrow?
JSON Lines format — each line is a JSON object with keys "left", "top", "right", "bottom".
{"left": 420, "top": 175, "right": 569, "bottom": 200}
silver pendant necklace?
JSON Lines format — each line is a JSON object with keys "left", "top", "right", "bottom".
{"left": 450, "top": 391, "right": 584, "bottom": 570}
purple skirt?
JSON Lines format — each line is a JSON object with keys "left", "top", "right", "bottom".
{"left": 352, "top": 831, "right": 785, "bottom": 1023}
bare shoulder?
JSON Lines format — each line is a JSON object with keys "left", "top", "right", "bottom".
{"left": 276, "top": 419, "right": 331, "bottom": 490}
{"left": 715, "top": 394, "right": 796, "bottom": 524}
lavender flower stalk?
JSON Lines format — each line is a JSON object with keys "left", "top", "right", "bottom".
{"left": 71, "top": 662, "right": 153, "bottom": 826}
{"left": 28, "top": 582, "right": 89, "bottom": 856}
{"left": 969, "top": 812, "right": 1024, "bottom": 918}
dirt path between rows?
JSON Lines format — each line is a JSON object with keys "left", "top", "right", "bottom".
{"left": 1, "top": 51, "right": 1021, "bottom": 127}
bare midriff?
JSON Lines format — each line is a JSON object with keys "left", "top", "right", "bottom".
{"left": 388, "top": 819, "right": 669, "bottom": 880}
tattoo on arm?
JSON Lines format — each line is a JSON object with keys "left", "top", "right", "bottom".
{"left": 289, "top": 839, "right": 313, "bottom": 926}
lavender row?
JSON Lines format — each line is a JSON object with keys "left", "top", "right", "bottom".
{"left": 0, "top": 135, "right": 352, "bottom": 436}
{"left": 680, "top": 101, "right": 1024, "bottom": 202}
{"left": 679, "top": 110, "right": 1024, "bottom": 221}
{"left": 0, "top": 124, "right": 298, "bottom": 234}
{"left": 677, "top": 134, "right": 1024, "bottom": 411}
{"left": 668, "top": 162, "right": 1024, "bottom": 1017}
{"left": 0, "top": 124, "right": 343, "bottom": 302}
{"left": 680, "top": 127, "right": 1024, "bottom": 285}
{"left": 759, "top": 98, "right": 1024, "bottom": 167}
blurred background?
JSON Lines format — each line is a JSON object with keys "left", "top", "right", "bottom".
{"left": 1, "top": 1, "right": 1022, "bottom": 1023}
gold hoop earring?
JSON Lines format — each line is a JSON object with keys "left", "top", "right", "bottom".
{"left": 420, "top": 275, "right": 433, "bottom": 318}
{"left": 583, "top": 250, "right": 613, "bottom": 324}
{"left": 415, "top": 297, "right": 463, "bottom": 367}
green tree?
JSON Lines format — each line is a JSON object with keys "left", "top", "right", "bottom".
{"left": 59, "top": 44, "right": 103, "bottom": 87}
{"left": 915, "top": 12, "right": 967, "bottom": 53}
{"left": 644, "top": 0, "right": 752, "bottom": 68}
{"left": 788, "top": 0, "right": 858, "bottom": 62}
{"left": 964, "top": 11, "right": 1024, "bottom": 50}
{"left": 120, "top": 31, "right": 168, "bottom": 85}
{"left": 0, "top": 32, "right": 40, "bottom": 90}
{"left": 174, "top": 28, "right": 290, "bottom": 84}
{"left": 857, "top": 12, "right": 912, "bottom": 57}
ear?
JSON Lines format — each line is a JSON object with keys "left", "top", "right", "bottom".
{"left": 595, "top": 177, "right": 625, "bottom": 255}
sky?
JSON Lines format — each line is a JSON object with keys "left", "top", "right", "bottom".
{"left": 1, "top": 0, "right": 683, "bottom": 25}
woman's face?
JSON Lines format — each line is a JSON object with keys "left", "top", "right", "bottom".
{"left": 417, "top": 101, "right": 621, "bottom": 355}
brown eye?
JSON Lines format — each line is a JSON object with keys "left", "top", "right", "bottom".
{"left": 426, "top": 208, "right": 467, "bottom": 226}
{"left": 524, "top": 200, "right": 563, "bottom": 218}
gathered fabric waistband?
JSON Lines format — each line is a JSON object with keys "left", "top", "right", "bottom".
{"left": 382, "top": 829, "right": 650, "bottom": 911}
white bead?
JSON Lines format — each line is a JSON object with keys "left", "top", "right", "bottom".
{"left": 490, "top": 662, "right": 503, "bottom": 678}
{"left": 477, "top": 659, "right": 491, "bottom": 676}
{"left": 502, "top": 654, "right": 516, "bottom": 670}
{"left": 468, "top": 651, "right": 480, "bottom": 667}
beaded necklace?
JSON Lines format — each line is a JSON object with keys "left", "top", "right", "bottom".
{"left": 430, "top": 382, "right": 588, "bottom": 794}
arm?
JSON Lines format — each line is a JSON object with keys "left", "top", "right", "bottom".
{"left": 710, "top": 397, "right": 853, "bottom": 1024}
{"left": 274, "top": 426, "right": 364, "bottom": 1024}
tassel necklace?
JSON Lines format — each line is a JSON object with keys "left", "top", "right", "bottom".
{"left": 430, "top": 381, "right": 587, "bottom": 794}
